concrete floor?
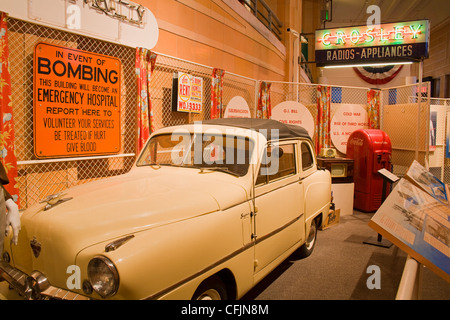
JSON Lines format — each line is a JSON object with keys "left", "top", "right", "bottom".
{"left": 1, "top": 211, "right": 449, "bottom": 300}
{"left": 244, "top": 211, "right": 450, "bottom": 300}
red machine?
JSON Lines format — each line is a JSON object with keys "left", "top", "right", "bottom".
{"left": 346, "top": 129, "right": 392, "bottom": 212}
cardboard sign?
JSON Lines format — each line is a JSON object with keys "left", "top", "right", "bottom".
{"left": 33, "top": 43, "right": 121, "bottom": 158}
{"left": 331, "top": 104, "right": 368, "bottom": 154}
{"left": 224, "top": 96, "right": 251, "bottom": 118}
{"left": 271, "top": 101, "right": 315, "bottom": 138}
{"left": 173, "top": 72, "right": 203, "bottom": 113}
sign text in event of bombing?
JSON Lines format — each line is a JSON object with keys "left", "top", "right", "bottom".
{"left": 315, "top": 20, "right": 429, "bottom": 66}
{"left": 34, "top": 43, "right": 121, "bottom": 158}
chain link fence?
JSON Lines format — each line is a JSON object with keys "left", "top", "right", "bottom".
{"left": 380, "top": 83, "right": 431, "bottom": 178}
{"left": 267, "top": 81, "right": 439, "bottom": 181}
{"left": 150, "top": 54, "right": 259, "bottom": 130}
{"left": 8, "top": 18, "right": 137, "bottom": 208}
{"left": 7, "top": 18, "right": 440, "bottom": 209}
{"left": 267, "top": 81, "right": 372, "bottom": 157}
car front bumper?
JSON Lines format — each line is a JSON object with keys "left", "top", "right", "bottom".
{"left": 0, "top": 260, "right": 89, "bottom": 300}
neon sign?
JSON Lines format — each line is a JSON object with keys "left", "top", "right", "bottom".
{"left": 315, "top": 20, "right": 429, "bottom": 66}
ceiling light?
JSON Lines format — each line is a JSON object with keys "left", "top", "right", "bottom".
{"left": 323, "top": 61, "right": 413, "bottom": 69}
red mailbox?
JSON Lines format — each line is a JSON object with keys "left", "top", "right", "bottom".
{"left": 346, "top": 129, "right": 392, "bottom": 212}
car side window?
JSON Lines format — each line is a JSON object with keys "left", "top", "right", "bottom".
{"left": 256, "top": 144, "right": 296, "bottom": 185}
{"left": 301, "top": 142, "right": 314, "bottom": 170}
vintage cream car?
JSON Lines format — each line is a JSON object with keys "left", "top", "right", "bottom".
{"left": 1, "top": 118, "right": 331, "bottom": 300}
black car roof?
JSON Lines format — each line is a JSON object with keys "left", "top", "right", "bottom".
{"left": 200, "top": 118, "right": 312, "bottom": 141}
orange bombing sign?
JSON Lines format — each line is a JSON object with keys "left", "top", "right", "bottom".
{"left": 33, "top": 43, "right": 121, "bottom": 158}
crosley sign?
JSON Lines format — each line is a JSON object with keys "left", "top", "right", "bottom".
{"left": 34, "top": 43, "right": 121, "bottom": 158}
{"left": 315, "top": 20, "right": 429, "bottom": 66}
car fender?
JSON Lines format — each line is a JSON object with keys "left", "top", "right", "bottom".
{"left": 75, "top": 202, "right": 255, "bottom": 300}
{"left": 303, "top": 169, "right": 331, "bottom": 230}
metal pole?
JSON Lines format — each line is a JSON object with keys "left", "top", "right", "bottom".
{"left": 416, "top": 59, "right": 423, "bottom": 161}
{"left": 396, "top": 255, "right": 422, "bottom": 300}
{"left": 255, "top": 80, "right": 259, "bottom": 118}
{"left": 425, "top": 81, "right": 431, "bottom": 170}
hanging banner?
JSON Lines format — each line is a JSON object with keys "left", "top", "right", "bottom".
{"left": 33, "top": 42, "right": 121, "bottom": 158}
{"left": 315, "top": 20, "right": 429, "bottom": 66}
{"left": 172, "top": 72, "right": 203, "bottom": 113}
{"left": 354, "top": 65, "right": 403, "bottom": 85}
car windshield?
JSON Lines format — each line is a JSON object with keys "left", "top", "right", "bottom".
{"left": 136, "top": 132, "right": 254, "bottom": 177}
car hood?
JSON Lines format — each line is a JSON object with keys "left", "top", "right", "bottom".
{"left": 11, "top": 166, "right": 249, "bottom": 279}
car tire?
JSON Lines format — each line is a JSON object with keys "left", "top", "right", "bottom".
{"left": 297, "top": 218, "right": 318, "bottom": 258}
{"left": 193, "top": 275, "right": 228, "bottom": 300}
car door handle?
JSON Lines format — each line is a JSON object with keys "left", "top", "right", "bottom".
{"left": 240, "top": 212, "right": 250, "bottom": 219}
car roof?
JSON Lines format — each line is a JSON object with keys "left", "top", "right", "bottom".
{"left": 201, "top": 118, "right": 312, "bottom": 141}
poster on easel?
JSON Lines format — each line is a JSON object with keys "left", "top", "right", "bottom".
{"left": 405, "top": 160, "right": 449, "bottom": 205}
{"left": 430, "top": 110, "right": 437, "bottom": 152}
{"left": 369, "top": 161, "right": 450, "bottom": 283}
{"left": 428, "top": 105, "right": 446, "bottom": 168}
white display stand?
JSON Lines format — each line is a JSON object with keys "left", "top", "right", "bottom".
{"left": 331, "top": 183, "right": 354, "bottom": 216}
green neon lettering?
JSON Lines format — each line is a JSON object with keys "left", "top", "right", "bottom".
{"left": 321, "top": 32, "right": 331, "bottom": 46}
{"left": 365, "top": 28, "right": 374, "bottom": 43}
{"left": 394, "top": 26, "right": 404, "bottom": 40}
{"left": 350, "top": 30, "right": 360, "bottom": 44}
{"left": 410, "top": 24, "right": 422, "bottom": 39}
{"left": 336, "top": 31, "right": 345, "bottom": 45}
{"left": 380, "top": 28, "right": 389, "bottom": 41}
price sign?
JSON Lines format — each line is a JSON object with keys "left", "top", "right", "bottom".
{"left": 174, "top": 72, "right": 203, "bottom": 113}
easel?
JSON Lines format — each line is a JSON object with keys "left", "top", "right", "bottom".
{"left": 363, "top": 168, "right": 400, "bottom": 248}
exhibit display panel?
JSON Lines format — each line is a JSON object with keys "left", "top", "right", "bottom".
{"left": 370, "top": 161, "right": 450, "bottom": 283}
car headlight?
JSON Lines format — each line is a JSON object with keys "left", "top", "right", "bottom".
{"left": 87, "top": 256, "right": 119, "bottom": 298}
